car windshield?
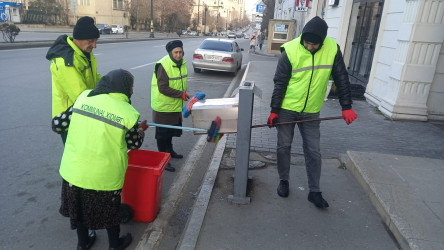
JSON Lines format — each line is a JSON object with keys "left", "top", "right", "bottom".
{"left": 97, "top": 24, "right": 105, "bottom": 28}
{"left": 200, "top": 40, "right": 232, "bottom": 52}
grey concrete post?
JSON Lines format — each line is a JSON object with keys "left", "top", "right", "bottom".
{"left": 228, "top": 81, "right": 254, "bottom": 204}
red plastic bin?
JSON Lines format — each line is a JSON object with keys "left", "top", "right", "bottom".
{"left": 122, "top": 149, "right": 171, "bottom": 223}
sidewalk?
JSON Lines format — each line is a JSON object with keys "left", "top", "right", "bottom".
{"left": 178, "top": 60, "right": 444, "bottom": 250}
{"left": 0, "top": 26, "right": 183, "bottom": 50}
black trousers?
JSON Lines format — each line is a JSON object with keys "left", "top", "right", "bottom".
{"left": 155, "top": 126, "right": 181, "bottom": 154}
{"left": 156, "top": 137, "right": 174, "bottom": 154}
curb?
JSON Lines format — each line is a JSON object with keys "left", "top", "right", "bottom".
{"left": 135, "top": 135, "right": 208, "bottom": 250}
{"left": 177, "top": 136, "right": 227, "bottom": 250}
{"left": 176, "top": 63, "right": 251, "bottom": 249}
{"left": 345, "top": 151, "right": 410, "bottom": 250}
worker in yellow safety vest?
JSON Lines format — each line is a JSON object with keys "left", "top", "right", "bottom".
{"left": 52, "top": 69, "right": 148, "bottom": 250}
{"left": 268, "top": 16, "right": 358, "bottom": 208}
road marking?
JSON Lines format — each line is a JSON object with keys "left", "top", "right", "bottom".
{"left": 131, "top": 62, "right": 156, "bottom": 69}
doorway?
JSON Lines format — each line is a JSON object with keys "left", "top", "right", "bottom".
{"left": 343, "top": 0, "right": 384, "bottom": 86}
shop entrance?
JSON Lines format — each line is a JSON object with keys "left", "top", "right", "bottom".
{"left": 343, "top": 0, "right": 384, "bottom": 86}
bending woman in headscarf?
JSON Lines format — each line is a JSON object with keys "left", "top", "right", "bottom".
{"left": 52, "top": 69, "right": 148, "bottom": 250}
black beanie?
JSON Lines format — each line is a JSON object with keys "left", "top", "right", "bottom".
{"left": 301, "top": 16, "right": 328, "bottom": 44}
{"left": 166, "top": 40, "right": 183, "bottom": 52}
{"left": 302, "top": 33, "right": 323, "bottom": 44}
{"left": 73, "top": 16, "right": 100, "bottom": 40}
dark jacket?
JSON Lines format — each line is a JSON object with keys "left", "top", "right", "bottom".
{"left": 270, "top": 17, "right": 352, "bottom": 113}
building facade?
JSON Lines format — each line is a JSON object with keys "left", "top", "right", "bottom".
{"left": 274, "top": 0, "right": 444, "bottom": 122}
{"left": 191, "top": 0, "right": 245, "bottom": 31}
{"left": 8, "top": 0, "right": 128, "bottom": 26}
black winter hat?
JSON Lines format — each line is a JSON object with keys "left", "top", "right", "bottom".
{"left": 302, "top": 33, "right": 323, "bottom": 44}
{"left": 73, "top": 16, "right": 100, "bottom": 40}
{"left": 166, "top": 40, "right": 183, "bottom": 52}
{"left": 301, "top": 16, "right": 328, "bottom": 44}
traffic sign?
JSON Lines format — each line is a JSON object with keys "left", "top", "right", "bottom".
{"left": 256, "top": 4, "right": 264, "bottom": 13}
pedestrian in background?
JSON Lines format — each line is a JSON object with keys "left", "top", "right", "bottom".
{"left": 52, "top": 69, "right": 148, "bottom": 250}
{"left": 267, "top": 16, "right": 357, "bottom": 208}
{"left": 151, "top": 40, "right": 189, "bottom": 172}
{"left": 249, "top": 34, "right": 257, "bottom": 53}
{"left": 257, "top": 31, "right": 265, "bottom": 51}
{"left": 46, "top": 16, "right": 102, "bottom": 144}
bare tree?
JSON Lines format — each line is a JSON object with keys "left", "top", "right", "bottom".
{"left": 26, "top": 0, "right": 64, "bottom": 25}
{"left": 158, "top": 0, "right": 193, "bottom": 32}
{"left": 261, "top": 0, "right": 275, "bottom": 34}
{"left": 127, "top": 0, "right": 149, "bottom": 31}
{"left": 58, "top": 0, "right": 70, "bottom": 25}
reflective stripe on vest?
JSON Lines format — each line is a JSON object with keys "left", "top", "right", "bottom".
{"left": 151, "top": 55, "right": 188, "bottom": 112}
{"left": 281, "top": 36, "right": 337, "bottom": 113}
{"left": 59, "top": 90, "right": 140, "bottom": 191}
{"left": 72, "top": 108, "right": 131, "bottom": 131}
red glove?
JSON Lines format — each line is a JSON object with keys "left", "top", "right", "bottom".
{"left": 267, "top": 112, "right": 279, "bottom": 127}
{"left": 182, "top": 92, "right": 190, "bottom": 101}
{"left": 342, "top": 109, "right": 357, "bottom": 125}
{"left": 138, "top": 120, "right": 148, "bottom": 131}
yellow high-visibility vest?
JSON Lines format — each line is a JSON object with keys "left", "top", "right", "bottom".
{"left": 151, "top": 55, "right": 188, "bottom": 112}
{"left": 59, "top": 90, "right": 140, "bottom": 191}
{"left": 281, "top": 36, "right": 337, "bottom": 113}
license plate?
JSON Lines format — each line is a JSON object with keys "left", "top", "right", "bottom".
{"left": 205, "top": 55, "right": 221, "bottom": 61}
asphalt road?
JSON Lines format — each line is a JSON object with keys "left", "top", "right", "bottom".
{"left": 0, "top": 37, "right": 271, "bottom": 249}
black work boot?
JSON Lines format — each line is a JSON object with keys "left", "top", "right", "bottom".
{"left": 170, "top": 150, "right": 183, "bottom": 159}
{"left": 109, "top": 233, "right": 132, "bottom": 250}
{"left": 167, "top": 141, "right": 183, "bottom": 159}
{"left": 77, "top": 230, "right": 96, "bottom": 250}
{"left": 165, "top": 163, "right": 175, "bottom": 172}
{"left": 277, "top": 180, "right": 289, "bottom": 197}
{"left": 308, "top": 192, "right": 329, "bottom": 208}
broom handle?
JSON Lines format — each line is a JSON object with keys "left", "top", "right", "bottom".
{"left": 147, "top": 122, "right": 207, "bottom": 132}
{"left": 251, "top": 116, "right": 344, "bottom": 129}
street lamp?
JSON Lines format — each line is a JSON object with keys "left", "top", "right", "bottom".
{"left": 214, "top": 0, "right": 223, "bottom": 34}
{"left": 204, "top": 5, "right": 208, "bottom": 34}
{"left": 150, "top": 0, "right": 154, "bottom": 38}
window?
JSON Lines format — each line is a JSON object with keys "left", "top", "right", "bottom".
{"left": 200, "top": 40, "right": 232, "bottom": 52}
{"left": 113, "top": 0, "right": 124, "bottom": 9}
{"left": 78, "top": 0, "right": 90, "bottom": 6}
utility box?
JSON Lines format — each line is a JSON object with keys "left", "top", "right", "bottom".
{"left": 191, "top": 97, "right": 239, "bottom": 134}
{"left": 267, "top": 19, "right": 296, "bottom": 54}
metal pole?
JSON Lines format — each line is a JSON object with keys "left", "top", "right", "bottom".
{"left": 204, "top": 6, "right": 207, "bottom": 34}
{"left": 150, "top": 0, "right": 155, "bottom": 38}
{"left": 228, "top": 81, "right": 254, "bottom": 204}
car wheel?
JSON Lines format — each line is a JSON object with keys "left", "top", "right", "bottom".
{"left": 231, "top": 66, "right": 238, "bottom": 76}
{"left": 194, "top": 68, "right": 201, "bottom": 73}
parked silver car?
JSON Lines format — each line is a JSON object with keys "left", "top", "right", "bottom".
{"left": 192, "top": 38, "right": 244, "bottom": 75}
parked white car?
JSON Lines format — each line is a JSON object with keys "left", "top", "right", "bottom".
{"left": 111, "top": 24, "right": 124, "bottom": 34}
